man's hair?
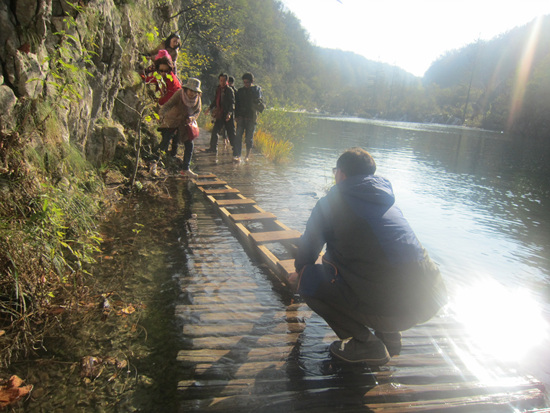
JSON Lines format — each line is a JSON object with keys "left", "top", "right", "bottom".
{"left": 228, "top": 76, "right": 235, "bottom": 83}
{"left": 336, "top": 147, "right": 376, "bottom": 177}
{"left": 242, "top": 72, "right": 254, "bottom": 82}
{"left": 218, "top": 73, "right": 228, "bottom": 80}
{"left": 154, "top": 57, "right": 173, "bottom": 72}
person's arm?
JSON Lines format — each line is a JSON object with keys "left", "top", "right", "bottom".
{"left": 159, "top": 88, "right": 181, "bottom": 117}
{"left": 158, "top": 74, "right": 181, "bottom": 105}
{"left": 294, "top": 199, "right": 330, "bottom": 272}
{"left": 225, "top": 87, "right": 235, "bottom": 120}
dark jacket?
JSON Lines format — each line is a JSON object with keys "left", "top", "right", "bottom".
{"left": 294, "top": 174, "right": 447, "bottom": 319}
{"left": 208, "top": 85, "right": 235, "bottom": 120}
{"left": 235, "top": 85, "right": 264, "bottom": 120}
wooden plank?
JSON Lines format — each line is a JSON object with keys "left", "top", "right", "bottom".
{"left": 194, "top": 310, "right": 313, "bottom": 322}
{"left": 188, "top": 332, "right": 303, "bottom": 349}
{"left": 201, "top": 187, "right": 241, "bottom": 195}
{"left": 278, "top": 259, "right": 295, "bottom": 275}
{"left": 215, "top": 198, "right": 256, "bottom": 206}
{"left": 366, "top": 388, "right": 546, "bottom": 412}
{"left": 177, "top": 346, "right": 295, "bottom": 364}
{"left": 256, "top": 245, "right": 284, "bottom": 278}
{"left": 193, "top": 173, "right": 217, "bottom": 179}
{"left": 250, "top": 230, "right": 302, "bottom": 243}
{"left": 183, "top": 322, "right": 305, "bottom": 337}
{"left": 193, "top": 179, "right": 228, "bottom": 186}
{"left": 230, "top": 212, "right": 277, "bottom": 221}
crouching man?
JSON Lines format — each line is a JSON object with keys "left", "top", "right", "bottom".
{"left": 288, "top": 147, "right": 447, "bottom": 366}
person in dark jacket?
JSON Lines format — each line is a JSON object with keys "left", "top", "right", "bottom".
{"left": 204, "top": 73, "right": 236, "bottom": 153}
{"left": 288, "top": 147, "right": 447, "bottom": 365}
{"left": 234, "top": 72, "right": 265, "bottom": 162}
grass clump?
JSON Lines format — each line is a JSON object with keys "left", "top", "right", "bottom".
{"left": 0, "top": 130, "right": 104, "bottom": 366}
{"left": 254, "top": 108, "right": 313, "bottom": 163}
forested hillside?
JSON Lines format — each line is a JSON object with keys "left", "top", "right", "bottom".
{"left": 423, "top": 15, "right": 550, "bottom": 141}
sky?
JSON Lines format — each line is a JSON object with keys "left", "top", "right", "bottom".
{"left": 280, "top": 0, "right": 550, "bottom": 77}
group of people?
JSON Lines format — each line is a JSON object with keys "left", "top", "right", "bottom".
{"left": 205, "top": 72, "right": 265, "bottom": 162}
{"left": 144, "top": 36, "right": 448, "bottom": 367}
{"left": 143, "top": 34, "right": 265, "bottom": 178}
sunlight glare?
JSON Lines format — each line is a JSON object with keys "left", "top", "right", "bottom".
{"left": 508, "top": 16, "right": 543, "bottom": 129}
{"left": 452, "top": 277, "right": 547, "bottom": 363}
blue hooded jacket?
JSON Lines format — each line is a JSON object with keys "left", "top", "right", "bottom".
{"left": 294, "top": 174, "right": 446, "bottom": 317}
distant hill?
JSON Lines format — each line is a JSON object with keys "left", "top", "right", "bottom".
{"left": 315, "top": 47, "right": 418, "bottom": 87}
{"left": 424, "top": 14, "right": 550, "bottom": 89}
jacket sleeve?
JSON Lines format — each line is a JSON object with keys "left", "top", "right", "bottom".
{"left": 158, "top": 74, "right": 181, "bottom": 105}
{"left": 159, "top": 88, "right": 181, "bottom": 117}
{"left": 224, "top": 87, "right": 235, "bottom": 116}
{"left": 294, "top": 198, "right": 331, "bottom": 272}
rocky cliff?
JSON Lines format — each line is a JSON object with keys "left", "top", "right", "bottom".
{"left": 0, "top": 0, "right": 162, "bottom": 166}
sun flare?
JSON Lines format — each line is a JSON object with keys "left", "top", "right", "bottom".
{"left": 452, "top": 277, "right": 547, "bottom": 363}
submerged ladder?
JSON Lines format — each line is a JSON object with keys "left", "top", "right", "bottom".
{"left": 191, "top": 173, "right": 300, "bottom": 285}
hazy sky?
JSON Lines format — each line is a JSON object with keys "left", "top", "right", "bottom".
{"left": 280, "top": 0, "right": 550, "bottom": 77}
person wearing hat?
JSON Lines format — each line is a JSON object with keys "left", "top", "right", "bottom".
{"left": 158, "top": 78, "right": 203, "bottom": 178}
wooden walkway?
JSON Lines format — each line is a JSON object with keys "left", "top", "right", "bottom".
{"left": 175, "top": 170, "right": 549, "bottom": 412}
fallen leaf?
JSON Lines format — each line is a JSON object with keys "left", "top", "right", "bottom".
{"left": 120, "top": 305, "right": 135, "bottom": 315}
{"left": 0, "top": 375, "right": 33, "bottom": 408}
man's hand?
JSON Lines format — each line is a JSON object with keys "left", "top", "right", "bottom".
{"left": 288, "top": 271, "right": 300, "bottom": 292}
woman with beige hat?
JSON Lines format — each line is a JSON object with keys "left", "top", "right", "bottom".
{"left": 159, "top": 78, "right": 203, "bottom": 178}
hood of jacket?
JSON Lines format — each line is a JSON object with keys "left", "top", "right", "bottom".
{"left": 334, "top": 174, "right": 424, "bottom": 264}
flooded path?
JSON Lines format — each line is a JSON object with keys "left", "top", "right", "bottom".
{"left": 170, "top": 137, "right": 548, "bottom": 412}
{"left": 10, "top": 127, "right": 549, "bottom": 412}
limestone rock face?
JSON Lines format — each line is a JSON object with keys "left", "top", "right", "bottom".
{"left": 0, "top": 85, "right": 17, "bottom": 129}
{"left": 0, "top": 0, "right": 136, "bottom": 163}
{"left": 86, "top": 123, "right": 127, "bottom": 167}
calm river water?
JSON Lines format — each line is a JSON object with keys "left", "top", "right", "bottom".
{"left": 223, "top": 115, "right": 550, "bottom": 381}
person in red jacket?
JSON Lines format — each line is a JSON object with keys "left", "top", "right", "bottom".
{"left": 144, "top": 52, "right": 182, "bottom": 175}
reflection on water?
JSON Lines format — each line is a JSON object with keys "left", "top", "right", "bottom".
{"left": 453, "top": 277, "right": 548, "bottom": 362}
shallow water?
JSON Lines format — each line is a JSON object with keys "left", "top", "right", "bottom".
{"left": 196, "top": 116, "right": 550, "bottom": 387}
{"left": 9, "top": 117, "right": 550, "bottom": 411}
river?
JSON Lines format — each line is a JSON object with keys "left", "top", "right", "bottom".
{"left": 10, "top": 116, "right": 550, "bottom": 411}
{"left": 207, "top": 115, "right": 550, "bottom": 383}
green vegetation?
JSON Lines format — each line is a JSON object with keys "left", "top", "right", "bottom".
{"left": 255, "top": 108, "right": 311, "bottom": 163}
{"left": 0, "top": 131, "right": 103, "bottom": 365}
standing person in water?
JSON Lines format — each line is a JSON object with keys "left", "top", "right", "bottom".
{"left": 144, "top": 51, "right": 181, "bottom": 175}
{"left": 159, "top": 78, "right": 202, "bottom": 178}
{"left": 204, "top": 73, "right": 236, "bottom": 154}
{"left": 289, "top": 148, "right": 447, "bottom": 365}
{"left": 234, "top": 72, "right": 265, "bottom": 162}
{"left": 219, "top": 76, "right": 238, "bottom": 148}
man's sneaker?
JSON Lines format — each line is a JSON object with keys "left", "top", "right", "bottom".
{"left": 204, "top": 147, "right": 217, "bottom": 153}
{"left": 329, "top": 337, "right": 390, "bottom": 365}
{"left": 374, "top": 331, "right": 402, "bottom": 356}
{"left": 232, "top": 156, "right": 241, "bottom": 162}
{"left": 149, "top": 162, "right": 158, "bottom": 177}
{"left": 182, "top": 169, "right": 198, "bottom": 179}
